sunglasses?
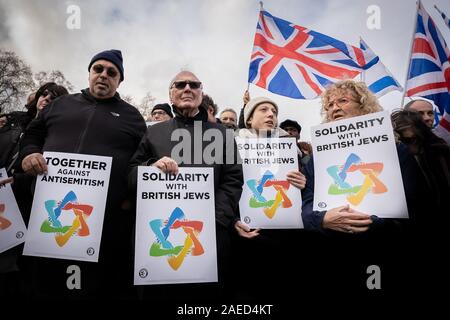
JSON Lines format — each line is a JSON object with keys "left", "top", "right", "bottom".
{"left": 401, "top": 137, "right": 417, "bottom": 145}
{"left": 41, "top": 90, "right": 56, "bottom": 99}
{"left": 92, "top": 64, "right": 119, "bottom": 78}
{"left": 171, "top": 80, "right": 202, "bottom": 90}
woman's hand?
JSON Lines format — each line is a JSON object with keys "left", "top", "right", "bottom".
{"left": 234, "top": 220, "right": 261, "bottom": 239}
{"left": 286, "top": 170, "right": 306, "bottom": 189}
{"left": 322, "top": 205, "right": 372, "bottom": 234}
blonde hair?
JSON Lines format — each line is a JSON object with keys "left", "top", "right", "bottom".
{"left": 321, "top": 80, "right": 383, "bottom": 122}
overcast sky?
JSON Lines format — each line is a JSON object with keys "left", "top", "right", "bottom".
{"left": 1, "top": 0, "right": 449, "bottom": 140}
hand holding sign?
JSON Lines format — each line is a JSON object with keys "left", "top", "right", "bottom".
{"left": 152, "top": 156, "right": 179, "bottom": 175}
{"left": 22, "top": 153, "right": 48, "bottom": 175}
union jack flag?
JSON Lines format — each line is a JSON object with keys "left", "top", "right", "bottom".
{"left": 248, "top": 10, "right": 376, "bottom": 99}
{"left": 405, "top": 2, "right": 450, "bottom": 144}
{"left": 405, "top": 2, "right": 450, "bottom": 114}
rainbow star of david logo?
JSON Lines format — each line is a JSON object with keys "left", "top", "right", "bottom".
{"left": 0, "top": 203, "right": 12, "bottom": 230}
{"left": 149, "top": 207, "right": 204, "bottom": 271}
{"left": 40, "top": 191, "right": 93, "bottom": 247}
{"left": 247, "top": 170, "right": 292, "bottom": 219}
{"left": 327, "top": 153, "right": 388, "bottom": 205}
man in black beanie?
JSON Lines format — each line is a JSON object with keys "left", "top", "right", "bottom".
{"left": 279, "top": 119, "right": 301, "bottom": 140}
{"left": 88, "top": 49, "right": 124, "bottom": 82}
{"left": 18, "top": 49, "right": 146, "bottom": 300}
{"left": 150, "top": 103, "right": 173, "bottom": 122}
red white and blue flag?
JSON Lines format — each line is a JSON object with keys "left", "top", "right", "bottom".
{"left": 405, "top": 2, "right": 450, "bottom": 113}
{"left": 248, "top": 10, "right": 376, "bottom": 99}
{"left": 405, "top": 2, "right": 450, "bottom": 143}
{"left": 360, "top": 38, "right": 402, "bottom": 97}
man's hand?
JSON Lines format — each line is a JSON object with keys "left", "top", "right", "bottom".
{"left": 152, "top": 156, "right": 179, "bottom": 174}
{"left": 234, "top": 220, "right": 261, "bottom": 239}
{"left": 322, "top": 205, "right": 372, "bottom": 234}
{"left": 22, "top": 153, "right": 47, "bottom": 176}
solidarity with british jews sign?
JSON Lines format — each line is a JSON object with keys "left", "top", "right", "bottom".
{"left": 311, "top": 111, "right": 408, "bottom": 218}
{"left": 236, "top": 137, "right": 303, "bottom": 229}
{"left": 135, "top": 167, "right": 217, "bottom": 285}
{"left": 0, "top": 168, "right": 27, "bottom": 253}
{"left": 23, "top": 152, "right": 112, "bottom": 262}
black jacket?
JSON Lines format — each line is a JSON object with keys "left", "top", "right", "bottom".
{"left": 129, "top": 106, "right": 243, "bottom": 228}
{"left": 19, "top": 89, "right": 147, "bottom": 214}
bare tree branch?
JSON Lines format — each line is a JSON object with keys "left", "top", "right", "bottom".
{"left": 0, "top": 49, "right": 34, "bottom": 113}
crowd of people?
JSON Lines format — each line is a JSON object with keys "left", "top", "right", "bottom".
{"left": 0, "top": 49, "right": 448, "bottom": 302}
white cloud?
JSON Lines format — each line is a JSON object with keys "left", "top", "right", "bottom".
{"left": 0, "top": 0, "right": 449, "bottom": 140}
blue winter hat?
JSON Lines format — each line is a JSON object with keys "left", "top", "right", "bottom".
{"left": 88, "top": 49, "right": 124, "bottom": 81}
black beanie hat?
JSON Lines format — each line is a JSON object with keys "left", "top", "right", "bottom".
{"left": 152, "top": 103, "right": 174, "bottom": 118}
{"left": 88, "top": 49, "right": 124, "bottom": 81}
{"left": 280, "top": 119, "right": 302, "bottom": 133}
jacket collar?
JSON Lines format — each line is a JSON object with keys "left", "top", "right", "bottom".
{"left": 172, "top": 104, "right": 208, "bottom": 124}
{"left": 81, "top": 88, "right": 122, "bottom": 103}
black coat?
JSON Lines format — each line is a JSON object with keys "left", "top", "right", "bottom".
{"left": 129, "top": 105, "right": 243, "bottom": 229}
{"left": 19, "top": 89, "right": 146, "bottom": 219}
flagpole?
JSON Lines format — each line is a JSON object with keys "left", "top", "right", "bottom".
{"left": 247, "top": 2, "right": 264, "bottom": 95}
{"left": 359, "top": 36, "right": 365, "bottom": 83}
{"left": 434, "top": 5, "right": 442, "bottom": 16}
{"left": 401, "top": 0, "right": 420, "bottom": 108}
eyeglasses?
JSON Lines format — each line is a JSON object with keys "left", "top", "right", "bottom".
{"left": 401, "top": 137, "right": 417, "bottom": 145}
{"left": 151, "top": 110, "right": 168, "bottom": 116}
{"left": 171, "top": 80, "right": 202, "bottom": 90}
{"left": 92, "top": 64, "right": 119, "bottom": 78}
{"left": 41, "top": 90, "right": 56, "bottom": 99}
{"left": 326, "top": 97, "right": 356, "bottom": 110}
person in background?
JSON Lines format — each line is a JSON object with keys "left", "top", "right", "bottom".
{"left": 404, "top": 99, "right": 434, "bottom": 128}
{"left": 219, "top": 108, "right": 238, "bottom": 130}
{"left": 201, "top": 93, "right": 220, "bottom": 123}
{"left": 0, "top": 82, "right": 68, "bottom": 173}
{"left": 150, "top": 103, "right": 173, "bottom": 122}
{"left": 391, "top": 109, "right": 449, "bottom": 216}
{"left": 279, "top": 118, "right": 312, "bottom": 162}
{"left": 279, "top": 119, "right": 301, "bottom": 140}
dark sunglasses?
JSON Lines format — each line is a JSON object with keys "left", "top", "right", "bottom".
{"left": 401, "top": 137, "right": 417, "bottom": 145}
{"left": 171, "top": 80, "right": 202, "bottom": 90}
{"left": 92, "top": 64, "right": 119, "bottom": 78}
{"left": 41, "top": 90, "right": 56, "bottom": 99}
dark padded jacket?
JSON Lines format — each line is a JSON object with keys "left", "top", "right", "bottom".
{"left": 129, "top": 106, "right": 243, "bottom": 228}
{"left": 19, "top": 89, "right": 147, "bottom": 215}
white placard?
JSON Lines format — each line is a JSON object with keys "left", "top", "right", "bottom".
{"left": 135, "top": 167, "right": 217, "bottom": 285}
{"left": 0, "top": 168, "right": 27, "bottom": 253}
{"left": 23, "top": 152, "right": 112, "bottom": 262}
{"left": 236, "top": 137, "right": 303, "bottom": 228}
{"left": 311, "top": 111, "right": 408, "bottom": 218}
